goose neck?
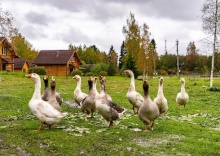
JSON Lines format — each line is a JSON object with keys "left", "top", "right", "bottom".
{"left": 181, "top": 83, "right": 185, "bottom": 92}
{"left": 129, "top": 74, "right": 135, "bottom": 91}
{"left": 76, "top": 78, "right": 81, "bottom": 89}
{"left": 158, "top": 84, "right": 163, "bottom": 94}
{"left": 32, "top": 79, "right": 41, "bottom": 100}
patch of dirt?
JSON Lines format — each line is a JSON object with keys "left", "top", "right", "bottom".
{"left": 134, "top": 134, "right": 185, "bottom": 147}
{"left": 0, "top": 134, "right": 31, "bottom": 156}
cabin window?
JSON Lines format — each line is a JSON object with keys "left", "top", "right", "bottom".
{"left": 2, "top": 46, "right": 7, "bottom": 56}
{"left": 70, "top": 57, "right": 76, "bottom": 62}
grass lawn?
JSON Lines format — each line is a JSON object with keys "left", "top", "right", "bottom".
{"left": 0, "top": 72, "right": 220, "bottom": 156}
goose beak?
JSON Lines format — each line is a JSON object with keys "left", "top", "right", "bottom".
{"left": 26, "top": 74, "right": 32, "bottom": 78}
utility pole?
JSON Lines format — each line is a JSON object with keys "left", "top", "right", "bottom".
{"left": 176, "top": 40, "right": 180, "bottom": 78}
{"left": 165, "top": 40, "right": 167, "bottom": 54}
{"left": 210, "top": 0, "right": 218, "bottom": 88}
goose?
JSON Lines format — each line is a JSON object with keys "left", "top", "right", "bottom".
{"left": 99, "top": 76, "right": 112, "bottom": 101}
{"left": 138, "top": 80, "right": 159, "bottom": 132}
{"left": 96, "top": 76, "right": 125, "bottom": 127}
{"left": 124, "top": 70, "right": 144, "bottom": 114}
{"left": 47, "top": 76, "right": 61, "bottom": 111}
{"left": 80, "top": 77, "right": 97, "bottom": 120}
{"left": 41, "top": 76, "right": 50, "bottom": 101}
{"left": 51, "top": 76, "right": 63, "bottom": 106}
{"left": 26, "top": 73, "right": 68, "bottom": 131}
{"left": 99, "top": 76, "right": 125, "bottom": 113}
{"left": 176, "top": 78, "right": 189, "bottom": 108}
{"left": 73, "top": 75, "right": 88, "bottom": 106}
{"left": 154, "top": 77, "right": 168, "bottom": 117}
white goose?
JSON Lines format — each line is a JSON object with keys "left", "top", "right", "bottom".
{"left": 154, "top": 77, "right": 168, "bottom": 117}
{"left": 138, "top": 80, "right": 159, "bottom": 132}
{"left": 124, "top": 70, "right": 144, "bottom": 114}
{"left": 176, "top": 78, "right": 189, "bottom": 108}
{"left": 73, "top": 75, "right": 88, "bottom": 106}
{"left": 26, "top": 73, "right": 68, "bottom": 131}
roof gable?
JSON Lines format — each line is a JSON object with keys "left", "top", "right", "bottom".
{"left": 14, "top": 58, "right": 28, "bottom": 69}
{"left": 0, "top": 36, "right": 19, "bottom": 57}
{"left": 33, "top": 50, "right": 76, "bottom": 65}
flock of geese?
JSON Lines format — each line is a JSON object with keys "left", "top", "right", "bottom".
{"left": 26, "top": 70, "right": 189, "bottom": 132}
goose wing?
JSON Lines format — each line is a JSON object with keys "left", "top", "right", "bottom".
{"left": 36, "top": 101, "right": 63, "bottom": 118}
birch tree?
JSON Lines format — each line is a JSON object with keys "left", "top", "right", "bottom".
{"left": 202, "top": 0, "right": 220, "bottom": 87}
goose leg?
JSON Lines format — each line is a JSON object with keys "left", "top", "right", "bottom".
{"left": 132, "top": 106, "right": 135, "bottom": 114}
{"left": 84, "top": 113, "right": 87, "bottom": 121}
{"left": 109, "top": 121, "right": 114, "bottom": 127}
{"left": 143, "top": 121, "right": 150, "bottom": 132}
{"left": 38, "top": 121, "right": 44, "bottom": 131}
{"left": 150, "top": 121, "right": 155, "bottom": 130}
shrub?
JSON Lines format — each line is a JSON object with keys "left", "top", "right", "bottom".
{"left": 28, "top": 67, "right": 47, "bottom": 75}
{"left": 91, "top": 63, "right": 109, "bottom": 76}
{"left": 160, "top": 70, "right": 167, "bottom": 75}
{"left": 99, "top": 71, "right": 107, "bottom": 76}
{"left": 85, "top": 72, "right": 94, "bottom": 76}
{"left": 71, "top": 70, "right": 83, "bottom": 76}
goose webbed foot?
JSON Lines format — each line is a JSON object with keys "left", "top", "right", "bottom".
{"left": 109, "top": 121, "right": 114, "bottom": 127}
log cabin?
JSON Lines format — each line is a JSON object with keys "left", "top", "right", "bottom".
{"left": 33, "top": 50, "right": 82, "bottom": 76}
{"left": 0, "top": 37, "right": 18, "bottom": 72}
{"left": 14, "top": 58, "right": 30, "bottom": 73}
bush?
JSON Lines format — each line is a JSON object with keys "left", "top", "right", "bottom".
{"left": 71, "top": 70, "right": 83, "bottom": 76}
{"left": 91, "top": 63, "right": 109, "bottom": 76}
{"left": 208, "top": 87, "right": 220, "bottom": 92}
{"left": 99, "top": 71, "right": 107, "bottom": 76}
{"left": 160, "top": 70, "right": 167, "bottom": 75}
{"left": 28, "top": 67, "right": 47, "bottom": 75}
{"left": 85, "top": 72, "right": 94, "bottom": 76}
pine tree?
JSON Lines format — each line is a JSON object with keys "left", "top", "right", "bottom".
{"left": 119, "top": 41, "right": 126, "bottom": 70}
{"left": 125, "top": 54, "right": 138, "bottom": 79}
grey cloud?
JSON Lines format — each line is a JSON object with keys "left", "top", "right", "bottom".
{"left": 25, "top": 11, "right": 52, "bottom": 26}
{"left": 56, "top": 26, "right": 90, "bottom": 44}
{"left": 21, "top": 24, "right": 47, "bottom": 40}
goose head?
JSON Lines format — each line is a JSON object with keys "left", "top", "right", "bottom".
{"left": 124, "top": 70, "right": 133, "bottom": 77}
{"left": 159, "top": 77, "right": 164, "bottom": 85}
{"left": 99, "top": 75, "right": 106, "bottom": 84}
{"left": 43, "top": 75, "right": 48, "bottom": 82}
{"left": 26, "top": 73, "right": 40, "bottom": 82}
{"left": 43, "top": 75, "right": 49, "bottom": 87}
{"left": 143, "top": 80, "right": 149, "bottom": 96}
{"left": 88, "top": 76, "right": 94, "bottom": 90}
{"left": 180, "top": 78, "right": 185, "bottom": 84}
{"left": 50, "top": 76, "right": 56, "bottom": 90}
{"left": 73, "top": 75, "right": 80, "bottom": 81}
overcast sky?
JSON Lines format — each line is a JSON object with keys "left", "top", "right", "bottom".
{"left": 1, "top": 0, "right": 210, "bottom": 56}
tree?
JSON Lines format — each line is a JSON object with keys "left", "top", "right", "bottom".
{"left": 108, "top": 45, "right": 118, "bottom": 67}
{"left": 10, "top": 34, "right": 38, "bottom": 60}
{"left": 202, "top": 0, "right": 220, "bottom": 87}
{"left": 119, "top": 41, "right": 126, "bottom": 70}
{"left": 185, "top": 42, "right": 199, "bottom": 71}
{"left": 125, "top": 54, "right": 138, "bottom": 79}
{"left": 137, "top": 23, "right": 150, "bottom": 75}
{"left": 150, "top": 39, "right": 158, "bottom": 75}
{"left": 107, "top": 45, "right": 118, "bottom": 76}
{"left": 122, "top": 12, "right": 141, "bottom": 62}
{"left": 0, "top": 4, "right": 18, "bottom": 39}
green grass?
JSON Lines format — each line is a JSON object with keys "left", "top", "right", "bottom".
{"left": 0, "top": 72, "right": 220, "bottom": 155}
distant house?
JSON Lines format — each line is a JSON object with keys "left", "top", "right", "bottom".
{"left": 14, "top": 58, "right": 30, "bottom": 73}
{"left": 33, "top": 50, "right": 82, "bottom": 76}
{"left": 0, "top": 37, "right": 18, "bottom": 71}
